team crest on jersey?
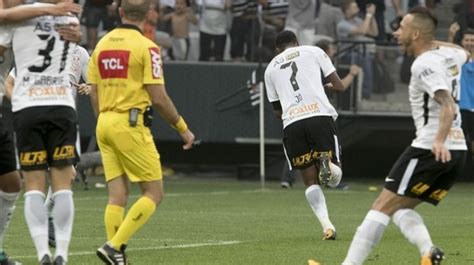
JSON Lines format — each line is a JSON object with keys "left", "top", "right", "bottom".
{"left": 98, "top": 50, "right": 130, "bottom": 79}
{"left": 448, "top": 65, "right": 459, "bottom": 76}
{"left": 148, "top": 47, "right": 162, "bottom": 79}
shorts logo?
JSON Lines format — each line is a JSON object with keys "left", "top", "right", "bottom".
{"left": 53, "top": 145, "right": 76, "bottom": 160}
{"left": 20, "top": 151, "right": 47, "bottom": 166}
{"left": 292, "top": 151, "right": 332, "bottom": 167}
{"left": 149, "top": 47, "right": 162, "bottom": 79}
{"left": 411, "top": 182, "right": 430, "bottom": 195}
{"left": 429, "top": 189, "right": 448, "bottom": 202}
{"left": 98, "top": 50, "right": 130, "bottom": 79}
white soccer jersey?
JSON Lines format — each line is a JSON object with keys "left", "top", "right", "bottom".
{"left": 0, "top": 3, "right": 79, "bottom": 112}
{"left": 409, "top": 46, "right": 467, "bottom": 150}
{"left": 9, "top": 45, "right": 89, "bottom": 97}
{"left": 265, "top": 45, "right": 337, "bottom": 128}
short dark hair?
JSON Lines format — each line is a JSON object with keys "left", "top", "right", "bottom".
{"left": 275, "top": 30, "right": 298, "bottom": 51}
{"left": 315, "top": 39, "right": 332, "bottom": 53}
{"left": 408, "top": 6, "right": 438, "bottom": 39}
{"left": 463, "top": 28, "right": 474, "bottom": 36}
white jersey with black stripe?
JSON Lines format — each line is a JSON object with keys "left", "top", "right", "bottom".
{"left": 0, "top": 2, "right": 79, "bottom": 112}
{"left": 409, "top": 46, "right": 467, "bottom": 150}
{"left": 265, "top": 45, "right": 337, "bottom": 128}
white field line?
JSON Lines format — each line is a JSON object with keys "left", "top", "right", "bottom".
{"left": 12, "top": 240, "right": 243, "bottom": 259}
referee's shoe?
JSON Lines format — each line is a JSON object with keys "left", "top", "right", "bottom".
{"left": 97, "top": 243, "right": 127, "bottom": 265}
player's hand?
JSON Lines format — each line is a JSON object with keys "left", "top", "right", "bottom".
{"left": 56, "top": 23, "right": 82, "bottom": 43}
{"left": 48, "top": 2, "right": 82, "bottom": 16}
{"left": 432, "top": 141, "right": 451, "bottom": 163}
{"left": 75, "top": 83, "right": 91, "bottom": 95}
{"left": 349, "top": 65, "right": 360, "bottom": 76}
{"left": 180, "top": 130, "right": 195, "bottom": 150}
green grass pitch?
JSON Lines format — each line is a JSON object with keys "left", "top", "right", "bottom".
{"left": 4, "top": 176, "right": 474, "bottom": 265}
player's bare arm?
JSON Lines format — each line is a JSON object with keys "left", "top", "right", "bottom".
{"left": 432, "top": 89, "right": 456, "bottom": 163}
{"left": 4, "top": 74, "right": 14, "bottom": 100}
{"left": 89, "top": 84, "right": 99, "bottom": 117}
{"left": 324, "top": 71, "right": 345, "bottom": 92}
{"left": 0, "top": 1, "right": 81, "bottom": 24}
{"left": 146, "top": 84, "right": 195, "bottom": 150}
{"left": 271, "top": 101, "right": 282, "bottom": 119}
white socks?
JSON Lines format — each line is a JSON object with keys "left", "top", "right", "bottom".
{"left": 0, "top": 190, "right": 19, "bottom": 252}
{"left": 44, "top": 186, "right": 55, "bottom": 212}
{"left": 342, "top": 210, "right": 390, "bottom": 265}
{"left": 393, "top": 209, "right": 433, "bottom": 256}
{"left": 24, "top": 191, "right": 50, "bottom": 261}
{"left": 52, "top": 190, "right": 74, "bottom": 262}
{"left": 305, "top": 185, "right": 335, "bottom": 233}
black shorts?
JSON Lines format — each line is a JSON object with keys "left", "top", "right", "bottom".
{"left": 461, "top": 110, "right": 474, "bottom": 144}
{"left": 0, "top": 119, "right": 17, "bottom": 175}
{"left": 385, "top": 146, "right": 467, "bottom": 205}
{"left": 283, "top": 116, "right": 341, "bottom": 170}
{"left": 13, "top": 106, "right": 79, "bottom": 171}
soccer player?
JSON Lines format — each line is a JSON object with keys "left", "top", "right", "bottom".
{"left": 0, "top": 2, "right": 81, "bottom": 264}
{"left": 87, "top": 0, "right": 195, "bottom": 263}
{"left": 5, "top": 44, "right": 90, "bottom": 250}
{"left": 340, "top": 7, "right": 469, "bottom": 265}
{"left": 264, "top": 30, "right": 345, "bottom": 240}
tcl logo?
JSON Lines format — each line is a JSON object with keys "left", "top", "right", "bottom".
{"left": 98, "top": 50, "right": 130, "bottom": 79}
{"left": 149, "top": 47, "right": 161, "bottom": 79}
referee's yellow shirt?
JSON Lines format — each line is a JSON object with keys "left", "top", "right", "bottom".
{"left": 88, "top": 24, "right": 165, "bottom": 113}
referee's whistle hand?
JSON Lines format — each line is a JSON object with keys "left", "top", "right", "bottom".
{"left": 180, "top": 130, "right": 195, "bottom": 150}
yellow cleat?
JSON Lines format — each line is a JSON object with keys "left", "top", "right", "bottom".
{"left": 308, "top": 259, "right": 321, "bottom": 265}
{"left": 322, "top": 228, "right": 336, "bottom": 240}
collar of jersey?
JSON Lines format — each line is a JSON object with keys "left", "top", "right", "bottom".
{"left": 116, "top": 24, "right": 143, "bottom": 34}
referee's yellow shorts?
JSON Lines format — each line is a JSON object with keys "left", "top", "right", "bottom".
{"left": 96, "top": 111, "right": 162, "bottom": 182}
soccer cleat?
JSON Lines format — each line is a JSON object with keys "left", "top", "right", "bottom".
{"left": 322, "top": 228, "right": 336, "bottom": 240}
{"left": 39, "top": 254, "right": 52, "bottom": 265}
{"left": 420, "top": 246, "right": 445, "bottom": 265}
{"left": 0, "top": 251, "right": 22, "bottom": 265}
{"left": 53, "top": 256, "right": 65, "bottom": 265}
{"left": 97, "top": 243, "right": 127, "bottom": 265}
{"left": 48, "top": 216, "right": 56, "bottom": 248}
{"left": 280, "top": 181, "right": 292, "bottom": 189}
{"left": 318, "top": 152, "right": 332, "bottom": 186}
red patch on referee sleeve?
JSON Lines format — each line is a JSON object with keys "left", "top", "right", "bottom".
{"left": 148, "top": 47, "right": 162, "bottom": 79}
{"left": 98, "top": 50, "right": 130, "bottom": 79}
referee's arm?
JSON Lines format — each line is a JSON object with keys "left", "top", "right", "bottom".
{"left": 146, "top": 84, "right": 195, "bottom": 150}
{"left": 90, "top": 84, "right": 99, "bottom": 118}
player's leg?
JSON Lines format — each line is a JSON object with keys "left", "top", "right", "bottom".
{"left": 284, "top": 119, "right": 337, "bottom": 240}
{"left": 44, "top": 185, "right": 56, "bottom": 248}
{"left": 49, "top": 166, "right": 75, "bottom": 264}
{"left": 0, "top": 124, "right": 22, "bottom": 264}
{"left": 23, "top": 170, "right": 51, "bottom": 263}
{"left": 14, "top": 107, "right": 53, "bottom": 263}
{"left": 301, "top": 165, "right": 336, "bottom": 240}
{"left": 342, "top": 188, "right": 421, "bottom": 265}
{"left": 45, "top": 106, "right": 79, "bottom": 264}
{"left": 109, "top": 179, "right": 163, "bottom": 250}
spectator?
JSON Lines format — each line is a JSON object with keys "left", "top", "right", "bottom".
{"left": 285, "top": 0, "right": 320, "bottom": 45}
{"left": 356, "top": 0, "right": 385, "bottom": 42}
{"left": 314, "top": 0, "right": 344, "bottom": 41}
{"left": 337, "top": 0, "right": 377, "bottom": 99}
{"left": 197, "top": 0, "right": 231, "bottom": 61}
{"left": 162, "top": 0, "right": 198, "bottom": 60}
{"left": 458, "top": 29, "right": 474, "bottom": 177}
{"left": 450, "top": 0, "right": 474, "bottom": 44}
{"left": 144, "top": 3, "right": 160, "bottom": 43}
{"left": 82, "top": 0, "right": 118, "bottom": 53}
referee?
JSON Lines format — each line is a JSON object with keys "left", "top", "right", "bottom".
{"left": 88, "top": 0, "right": 195, "bottom": 263}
